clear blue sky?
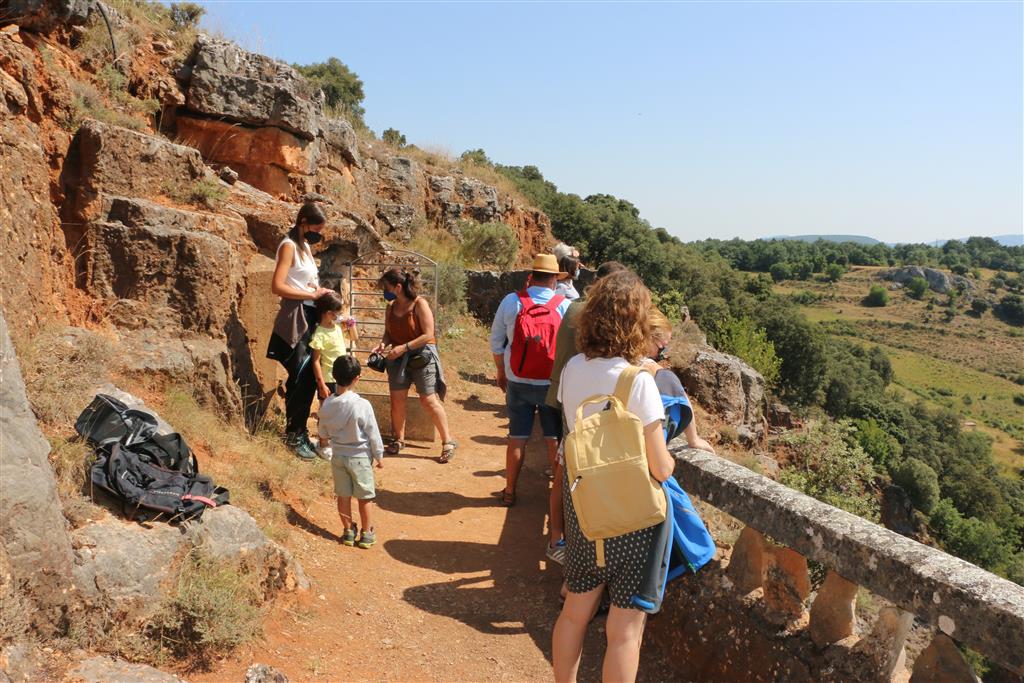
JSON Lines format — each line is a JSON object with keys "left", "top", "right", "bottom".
{"left": 198, "top": 1, "right": 1023, "bottom": 243}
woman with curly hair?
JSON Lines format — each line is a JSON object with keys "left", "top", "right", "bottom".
{"left": 551, "top": 270, "right": 676, "bottom": 683}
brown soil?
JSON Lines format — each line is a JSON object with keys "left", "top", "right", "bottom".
{"left": 191, "top": 370, "right": 676, "bottom": 682}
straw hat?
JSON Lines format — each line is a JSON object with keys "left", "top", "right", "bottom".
{"left": 530, "top": 254, "right": 569, "bottom": 279}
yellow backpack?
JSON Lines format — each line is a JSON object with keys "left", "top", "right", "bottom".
{"left": 564, "top": 364, "right": 667, "bottom": 567}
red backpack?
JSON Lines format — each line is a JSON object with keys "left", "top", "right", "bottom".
{"left": 509, "top": 290, "right": 566, "bottom": 380}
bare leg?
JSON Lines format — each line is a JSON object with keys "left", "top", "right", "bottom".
{"left": 504, "top": 438, "right": 527, "bottom": 495}
{"left": 603, "top": 606, "right": 647, "bottom": 683}
{"left": 357, "top": 498, "right": 374, "bottom": 532}
{"left": 337, "top": 496, "right": 353, "bottom": 529}
{"left": 419, "top": 393, "right": 453, "bottom": 442}
{"left": 549, "top": 461, "right": 564, "bottom": 545}
{"left": 389, "top": 388, "right": 410, "bottom": 442}
{"left": 546, "top": 436, "right": 559, "bottom": 471}
{"left": 552, "top": 585, "right": 604, "bottom": 683}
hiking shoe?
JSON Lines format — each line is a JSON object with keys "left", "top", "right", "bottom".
{"left": 356, "top": 528, "right": 376, "bottom": 549}
{"left": 340, "top": 524, "right": 357, "bottom": 547}
{"left": 546, "top": 538, "right": 567, "bottom": 565}
{"left": 293, "top": 440, "right": 317, "bottom": 461}
{"left": 319, "top": 445, "right": 333, "bottom": 461}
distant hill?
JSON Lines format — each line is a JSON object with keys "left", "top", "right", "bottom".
{"left": 769, "top": 234, "right": 882, "bottom": 245}
{"left": 928, "top": 234, "right": 1024, "bottom": 248}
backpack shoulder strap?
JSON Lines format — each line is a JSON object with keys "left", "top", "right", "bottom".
{"left": 545, "top": 294, "right": 565, "bottom": 311}
{"left": 516, "top": 290, "right": 534, "bottom": 310}
{"left": 613, "top": 365, "right": 643, "bottom": 406}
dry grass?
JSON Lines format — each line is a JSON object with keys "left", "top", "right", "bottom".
{"left": 158, "top": 388, "right": 331, "bottom": 544}
{"left": 19, "top": 326, "right": 114, "bottom": 427}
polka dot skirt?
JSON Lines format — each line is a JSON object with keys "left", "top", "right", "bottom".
{"left": 562, "top": 471, "right": 658, "bottom": 609}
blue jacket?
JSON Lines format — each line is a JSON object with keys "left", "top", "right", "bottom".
{"left": 630, "top": 477, "right": 716, "bottom": 614}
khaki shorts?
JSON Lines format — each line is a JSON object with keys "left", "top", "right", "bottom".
{"left": 331, "top": 456, "right": 376, "bottom": 499}
{"left": 385, "top": 356, "right": 440, "bottom": 396}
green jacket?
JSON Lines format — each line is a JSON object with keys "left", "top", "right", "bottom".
{"left": 545, "top": 300, "right": 585, "bottom": 409}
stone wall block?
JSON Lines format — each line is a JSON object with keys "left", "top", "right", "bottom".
{"left": 809, "top": 570, "right": 860, "bottom": 647}
{"left": 762, "top": 545, "right": 811, "bottom": 624}
{"left": 909, "top": 634, "right": 979, "bottom": 683}
{"left": 726, "top": 526, "right": 766, "bottom": 594}
{"left": 855, "top": 606, "right": 915, "bottom": 680}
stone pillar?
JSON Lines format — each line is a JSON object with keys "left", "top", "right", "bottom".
{"left": 909, "top": 634, "right": 978, "bottom": 683}
{"left": 855, "top": 606, "right": 915, "bottom": 680}
{"left": 727, "top": 526, "right": 766, "bottom": 593}
{"left": 763, "top": 545, "right": 811, "bottom": 624}
{"left": 809, "top": 570, "right": 860, "bottom": 647}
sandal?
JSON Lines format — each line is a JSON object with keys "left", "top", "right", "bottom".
{"left": 438, "top": 440, "right": 457, "bottom": 464}
{"left": 494, "top": 489, "right": 516, "bottom": 507}
{"left": 384, "top": 439, "right": 404, "bottom": 456}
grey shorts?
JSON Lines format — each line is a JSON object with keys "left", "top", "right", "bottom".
{"left": 386, "top": 356, "right": 440, "bottom": 396}
{"left": 331, "top": 456, "right": 376, "bottom": 499}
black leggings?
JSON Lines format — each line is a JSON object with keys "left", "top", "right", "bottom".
{"left": 280, "top": 306, "right": 318, "bottom": 437}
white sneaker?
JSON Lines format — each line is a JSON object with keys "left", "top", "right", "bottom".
{"left": 319, "top": 445, "right": 333, "bottom": 461}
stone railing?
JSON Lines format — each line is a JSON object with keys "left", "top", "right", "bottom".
{"left": 670, "top": 446, "right": 1024, "bottom": 681}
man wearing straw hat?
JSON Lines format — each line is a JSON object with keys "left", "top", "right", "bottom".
{"left": 489, "top": 254, "right": 573, "bottom": 508}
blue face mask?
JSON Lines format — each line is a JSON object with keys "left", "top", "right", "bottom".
{"left": 383, "top": 291, "right": 397, "bottom": 302}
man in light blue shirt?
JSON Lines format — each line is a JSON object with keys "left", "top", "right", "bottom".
{"left": 490, "top": 254, "right": 572, "bottom": 507}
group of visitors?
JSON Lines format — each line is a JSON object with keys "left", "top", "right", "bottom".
{"left": 267, "top": 202, "right": 454, "bottom": 547}
{"left": 486, "top": 249, "right": 714, "bottom": 682}
{"left": 267, "top": 202, "right": 714, "bottom": 681}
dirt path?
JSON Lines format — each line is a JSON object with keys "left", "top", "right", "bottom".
{"left": 193, "top": 371, "right": 675, "bottom": 682}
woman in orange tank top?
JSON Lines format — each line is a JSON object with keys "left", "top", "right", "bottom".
{"left": 372, "top": 267, "right": 455, "bottom": 463}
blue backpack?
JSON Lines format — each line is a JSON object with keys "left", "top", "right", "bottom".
{"left": 629, "top": 468, "right": 716, "bottom": 614}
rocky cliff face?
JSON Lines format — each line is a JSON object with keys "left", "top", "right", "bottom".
{"left": 0, "top": 3, "right": 549, "bottom": 667}
{"left": 0, "top": 5, "right": 551, "bottom": 419}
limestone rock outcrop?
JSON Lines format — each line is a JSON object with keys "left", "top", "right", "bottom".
{"left": 1, "top": 0, "right": 91, "bottom": 32}
{"left": 671, "top": 344, "right": 767, "bottom": 434}
{"left": 181, "top": 35, "right": 322, "bottom": 139}
{"left": 0, "top": 314, "right": 75, "bottom": 636}
{"left": 69, "top": 656, "right": 188, "bottom": 683}
{"left": 881, "top": 266, "right": 973, "bottom": 294}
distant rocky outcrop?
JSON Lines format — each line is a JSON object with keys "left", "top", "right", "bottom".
{"left": 880, "top": 266, "right": 973, "bottom": 294}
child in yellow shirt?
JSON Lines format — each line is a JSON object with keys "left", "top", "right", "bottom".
{"left": 309, "top": 291, "right": 358, "bottom": 459}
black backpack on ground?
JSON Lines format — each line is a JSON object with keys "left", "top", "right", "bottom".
{"left": 76, "top": 394, "right": 229, "bottom": 523}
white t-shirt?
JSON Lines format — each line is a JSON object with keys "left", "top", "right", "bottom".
{"left": 558, "top": 354, "right": 665, "bottom": 432}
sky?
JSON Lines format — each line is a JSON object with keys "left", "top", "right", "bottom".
{"left": 197, "top": 1, "right": 1023, "bottom": 244}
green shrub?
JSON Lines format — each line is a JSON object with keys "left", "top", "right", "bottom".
{"left": 995, "top": 293, "right": 1024, "bottom": 325}
{"left": 779, "top": 420, "right": 880, "bottom": 521}
{"left": 864, "top": 284, "right": 889, "bottom": 307}
{"left": 457, "top": 221, "right": 518, "bottom": 270}
{"left": 169, "top": 1, "right": 205, "bottom": 27}
{"left": 824, "top": 263, "right": 845, "bottom": 282}
{"left": 769, "top": 262, "right": 793, "bottom": 282}
{"left": 971, "top": 298, "right": 990, "bottom": 315}
{"left": 907, "top": 276, "right": 929, "bottom": 299}
{"left": 714, "top": 316, "right": 782, "bottom": 387}
{"left": 853, "top": 418, "right": 901, "bottom": 471}
{"left": 893, "top": 457, "right": 940, "bottom": 514}
{"left": 294, "top": 57, "right": 365, "bottom": 127}
{"left": 382, "top": 128, "right": 407, "bottom": 147}
{"left": 651, "top": 290, "right": 687, "bottom": 322}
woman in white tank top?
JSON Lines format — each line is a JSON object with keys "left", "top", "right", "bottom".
{"left": 268, "top": 202, "right": 332, "bottom": 460}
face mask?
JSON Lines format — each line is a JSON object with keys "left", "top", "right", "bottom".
{"left": 383, "top": 291, "right": 397, "bottom": 302}
{"left": 305, "top": 231, "right": 323, "bottom": 245}
{"left": 653, "top": 345, "right": 668, "bottom": 362}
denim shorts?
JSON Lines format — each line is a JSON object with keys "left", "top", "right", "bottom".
{"left": 386, "top": 356, "right": 439, "bottom": 396}
{"left": 507, "top": 381, "right": 562, "bottom": 440}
